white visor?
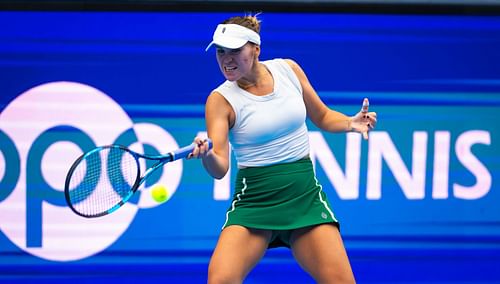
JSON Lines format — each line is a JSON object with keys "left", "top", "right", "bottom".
{"left": 205, "top": 24, "right": 261, "bottom": 51}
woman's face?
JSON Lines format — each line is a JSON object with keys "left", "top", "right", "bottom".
{"left": 215, "top": 43, "right": 258, "bottom": 81}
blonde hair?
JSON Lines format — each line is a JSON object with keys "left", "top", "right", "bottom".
{"left": 222, "top": 13, "right": 262, "bottom": 34}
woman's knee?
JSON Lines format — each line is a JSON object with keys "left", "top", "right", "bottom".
{"left": 207, "top": 265, "right": 244, "bottom": 284}
{"left": 314, "top": 267, "right": 356, "bottom": 284}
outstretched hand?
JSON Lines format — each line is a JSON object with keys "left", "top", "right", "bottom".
{"left": 350, "top": 98, "right": 377, "bottom": 140}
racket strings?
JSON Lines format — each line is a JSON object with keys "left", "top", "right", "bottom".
{"left": 67, "top": 146, "right": 139, "bottom": 217}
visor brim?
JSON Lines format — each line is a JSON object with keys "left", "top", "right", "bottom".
{"left": 205, "top": 37, "right": 248, "bottom": 51}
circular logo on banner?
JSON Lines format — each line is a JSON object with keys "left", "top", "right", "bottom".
{"left": 0, "top": 82, "right": 182, "bottom": 261}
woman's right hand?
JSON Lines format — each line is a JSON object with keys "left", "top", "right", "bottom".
{"left": 187, "top": 137, "right": 212, "bottom": 159}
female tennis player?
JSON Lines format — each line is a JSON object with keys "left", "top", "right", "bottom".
{"left": 191, "top": 14, "right": 377, "bottom": 283}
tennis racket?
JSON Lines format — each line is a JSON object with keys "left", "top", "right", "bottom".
{"left": 64, "top": 139, "right": 212, "bottom": 218}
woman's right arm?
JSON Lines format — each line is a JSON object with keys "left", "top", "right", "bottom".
{"left": 193, "top": 91, "right": 233, "bottom": 179}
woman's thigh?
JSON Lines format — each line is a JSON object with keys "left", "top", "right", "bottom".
{"left": 290, "top": 224, "right": 355, "bottom": 284}
{"left": 208, "top": 225, "right": 272, "bottom": 284}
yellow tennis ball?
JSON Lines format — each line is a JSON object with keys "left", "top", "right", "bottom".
{"left": 151, "top": 184, "right": 168, "bottom": 203}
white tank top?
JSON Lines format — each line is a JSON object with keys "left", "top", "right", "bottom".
{"left": 214, "top": 58, "right": 310, "bottom": 168}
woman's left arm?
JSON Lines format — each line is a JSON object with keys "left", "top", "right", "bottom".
{"left": 285, "top": 59, "right": 377, "bottom": 138}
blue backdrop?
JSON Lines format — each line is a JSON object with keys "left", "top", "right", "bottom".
{"left": 0, "top": 11, "right": 499, "bottom": 283}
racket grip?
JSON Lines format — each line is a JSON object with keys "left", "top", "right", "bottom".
{"left": 171, "top": 138, "right": 213, "bottom": 161}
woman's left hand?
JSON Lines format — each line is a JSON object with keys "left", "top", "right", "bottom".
{"left": 350, "top": 98, "right": 377, "bottom": 140}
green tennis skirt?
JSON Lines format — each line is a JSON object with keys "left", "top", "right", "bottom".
{"left": 222, "top": 158, "right": 339, "bottom": 248}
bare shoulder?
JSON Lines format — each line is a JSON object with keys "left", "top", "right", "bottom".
{"left": 283, "top": 58, "right": 300, "bottom": 70}
{"left": 206, "top": 91, "right": 230, "bottom": 108}
{"left": 206, "top": 91, "right": 230, "bottom": 114}
{"left": 205, "top": 91, "right": 234, "bottom": 126}
{"left": 284, "top": 58, "right": 307, "bottom": 77}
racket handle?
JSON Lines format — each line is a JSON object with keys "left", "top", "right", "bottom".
{"left": 170, "top": 138, "right": 213, "bottom": 161}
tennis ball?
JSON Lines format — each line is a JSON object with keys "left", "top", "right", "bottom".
{"left": 151, "top": 184, "right": 168, "bottom": 203}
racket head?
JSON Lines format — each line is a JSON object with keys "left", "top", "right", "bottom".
{"left": 64, "top": 145, "right": 141, "bottom": 218}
